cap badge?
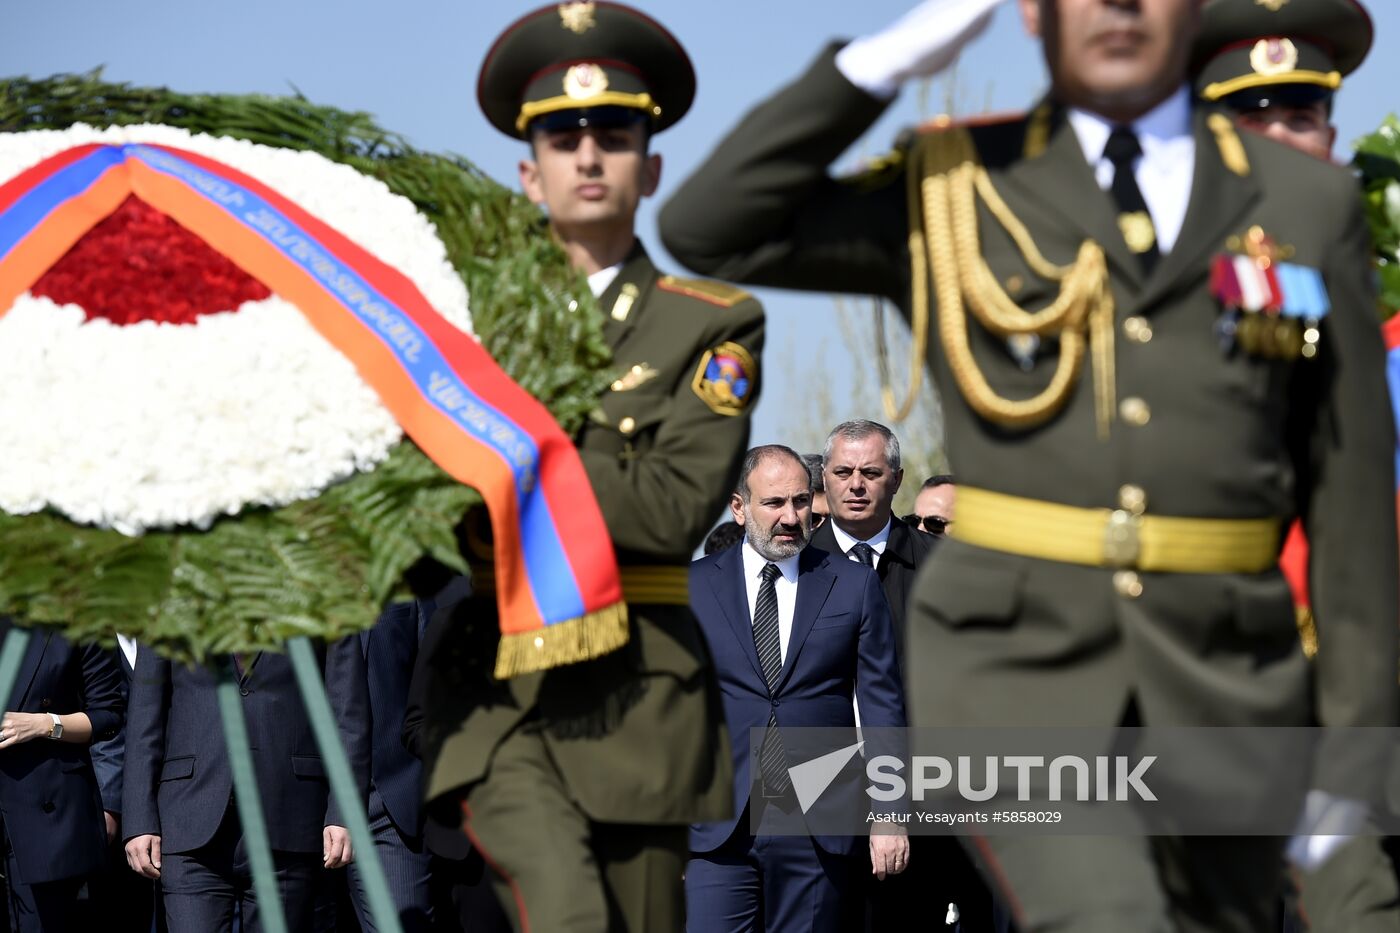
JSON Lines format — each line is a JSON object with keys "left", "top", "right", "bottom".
{"left": 1254, "top": 0, "right": 1288, "bottom": 11}
{"left": 563, "top": 63, "right": 609, "bottom": 101}
{"left": 1250, "top": 37, "right": 1299, "bottom": 76}
{"left": 558, "top": 2, "right": 597, "bottom": 34}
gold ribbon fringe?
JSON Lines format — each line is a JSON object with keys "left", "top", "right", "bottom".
{"left": 494, "top": 601, "right": 630, "bottom": 679}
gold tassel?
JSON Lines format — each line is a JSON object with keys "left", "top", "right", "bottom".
{"left": 493, "top": 601, "right": 630, "bottom": 679}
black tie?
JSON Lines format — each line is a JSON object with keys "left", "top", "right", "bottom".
{"left": 850, "top": 542, "right": 877, "bottom": 568}
{"left": 1103, "top": 126, "right": 1160, "bottom": 273}
{"left": 753, "top": 563, "right": 790, "bottom": 793}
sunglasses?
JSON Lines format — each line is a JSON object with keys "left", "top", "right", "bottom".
{"left": 902, "top": 514, "right": 950, "bottom": 536}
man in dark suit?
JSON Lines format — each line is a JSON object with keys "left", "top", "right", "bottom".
{"left": 0, "top": 622, "right": 124, "bottom": 931}
{"left": 122, "top": 644, "right": 368, "bottom": 932}
{"left": 687, "top": 445, "right": 907, "bottom": 933}
{"left": 809, "top": 420, "right": 930, "bottom": 668}
{"left": 86, "top": 637, "right": 163, "bottom": 932}
{"left": 344, "top": 603, "right": 434, "bottom": 932}
{"left": 809, "top": 425, "right": 1001, "bottom": 932}
{"left": 661, "top": 0, "right": 1398, "bottom": 927}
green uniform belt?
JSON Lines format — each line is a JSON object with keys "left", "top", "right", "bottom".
{"left": 470, "top": 562, "right": 691, "bottom": 605}
{"left": 951, "top": 486, "right": 1283, "bottom": 574}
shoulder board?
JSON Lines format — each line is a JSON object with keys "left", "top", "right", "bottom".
{"left": 1207, "top": 112, "right": 1251, "bottom": 178}
{"left": 656, "top": 275, "right": 751, "bottom": 308}
{"left": 840, "top": 134, "right": 913, "bottom": 191}
{"left": 914, "top": 110, "right": 1026, "bottom": 136}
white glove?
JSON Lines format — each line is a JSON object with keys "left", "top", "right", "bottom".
{"left": 1284, "top": 789, "right": 1369, "bottom": 872}
{"left": 835, "top": 0, "right": 1005, "bottom": 100}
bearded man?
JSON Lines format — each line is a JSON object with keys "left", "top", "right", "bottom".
{"left": 686, "top": 444, "right": 907, "bottom": 933}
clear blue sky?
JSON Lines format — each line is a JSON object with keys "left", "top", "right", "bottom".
{"left": 5, "top": 1, "right": 1397, "bottom": 449}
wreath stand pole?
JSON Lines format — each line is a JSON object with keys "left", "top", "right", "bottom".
{"left": 0, "top": 626, "right": 33, "bottom": 709}
{"left": 215, "top": 658, "right": 290, "bottom": 933}
{"left": 287, "top": 636, "right": 403, "bottom": 933}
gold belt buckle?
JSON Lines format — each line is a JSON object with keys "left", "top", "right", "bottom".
{"left": 1102, "top": 509, "right": 1142, "bottom": 568}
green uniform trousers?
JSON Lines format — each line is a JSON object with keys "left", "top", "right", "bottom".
{"left": 965, "top": 834, "right": 1286, "bottom": 932}
{"left": 461, "top": 722, "right": 689, "bottom": 933}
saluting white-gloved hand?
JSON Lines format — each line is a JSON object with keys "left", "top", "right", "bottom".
{"left": 1285, "top": 789, "right": 1369, "bottom": 872}
{"left": 836, "top": 0, "right": 1006, "bottom": 100}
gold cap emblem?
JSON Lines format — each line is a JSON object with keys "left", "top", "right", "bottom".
{"left": 1255, "top": 0, "right": 1288, "bottom": 11}
{"left": 563, "top": 63, "right": 608, "bottom": 101}
{"left": 1250, "top": 37, "right": 1299, "bottom": 76}
{"left": 558, "top": 2, "right": 597, "bottom": 34}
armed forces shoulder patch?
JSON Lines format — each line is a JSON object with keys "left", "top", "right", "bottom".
{"left": 692, "top": 341, "right": 756, "bottom": 416}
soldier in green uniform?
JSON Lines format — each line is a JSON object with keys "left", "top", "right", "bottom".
{"left": 1193, "top": 5, "right": 1398, "bottom": 931}
{"left": 411, "top": 4, "right": 764, "bottom": 931}
{"left": 660, "top": 0, "right": 1397, "bottom": 930}
{"left": 1194, "top": 0, "right": 1371, "bottom": 162}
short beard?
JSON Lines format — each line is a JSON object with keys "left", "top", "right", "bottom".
{"left": 743, "top": 503, "right": 809, "bottom": 562}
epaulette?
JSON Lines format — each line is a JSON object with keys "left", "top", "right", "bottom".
{"left": 840, "top": 143, "right": 909, "bottom": 192}
{"left": 913, "top": 110, "right": 1026, "bottom": 136}
{"left": 1207, "top": 112, "right": 1251, "bottom": 177}
{"left": 656, "top": 275, "right": 751, "bottom": 308}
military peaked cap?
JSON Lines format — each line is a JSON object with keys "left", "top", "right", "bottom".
{"left": 478, "top": 1, "right": 696, "bottom": 139}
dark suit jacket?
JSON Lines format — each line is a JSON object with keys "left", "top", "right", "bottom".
{"left": 688, "top": 545, "right": 906, "bottom": 856}
{"left": 121, "top": 642, "right": 369, "bottom": 855}
{"left": 89, "top": 645, "right": 135, "bottom": 818}
{"left": 809, "top": 519, "right": 934, "bottom": 671}
{"left": 0, "top": 624, "right": 124, "bottom": 884}
{"left": 357, "top": 600, "right": 430, "bottom": 838}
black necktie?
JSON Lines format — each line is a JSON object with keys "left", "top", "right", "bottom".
{"left": 850, "top": 542, "right": 877, "bottom": 568}
{"left": 753, "top": 563, "right": 789, "bottom": 793}
{"left": 1104, "top": 126, "right": 1160, "bottom": 274}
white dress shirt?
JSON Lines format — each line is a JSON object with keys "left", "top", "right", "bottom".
{"left": 587, "top": 262, "right": 623, "bottom": 298}
{"left": 1066, "top": 87, "right": 1195, "bottom": 255}
{"left": 741, "top": 540, "right": 800, "bottom": 665}
{"left": 830, "top": 518, "right": 893, "bottom": 565}
{"left": 117, "top": 633, "right": 138, "bottom": 670}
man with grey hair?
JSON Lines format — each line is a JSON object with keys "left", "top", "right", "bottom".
{"left": 687, "top": 444, "right": 907, "bottom": 933}
{"left": 813, "top": 421, "right": 931, "bottom": 655}
{"left": 810, "top": 423, "right": 988, "bottom": 931}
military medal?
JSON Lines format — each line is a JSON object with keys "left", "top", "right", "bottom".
{"left": 1210, "top": 226, "right": 1328, "bottom": 360}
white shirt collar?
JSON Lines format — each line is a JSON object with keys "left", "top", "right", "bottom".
{"left": 587, "top": 263, "right": 623, "bottom": 298}
{"left": 830, "top": 517, "right": 893, "bottom": 556}
{"left": 1065, "top": 85, "right": 1195, "bottom": 255}
{"left": 1066, "top": 85, "right": 1192, "bottom": 166}
{"left": 741, "top": 539, "right": 800, "bottom": 583}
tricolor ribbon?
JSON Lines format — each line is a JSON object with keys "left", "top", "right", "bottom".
{"left": 0, "top": 143, "right": 626, "bottom": 677}
{"left": 1211, "top": 254, "right": 1331, "bottom": 319}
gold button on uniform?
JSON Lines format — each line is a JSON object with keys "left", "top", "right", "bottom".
{"left": 618, "top": 416, "right": 636, "bottom": 435}
{"left": 1113, "top": 570, "right": 1143, "bottom": 599}
{"left": 1118, "top": 484, "right": 1147, "bottom": 516}
{"left": 1120, "top": 397, "right": 1151, "bottom": 426}
{"left": 1122, "top": 316, "right": 1152, "bottom": 344}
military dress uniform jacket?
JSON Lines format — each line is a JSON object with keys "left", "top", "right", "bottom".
{"left": 420, "top": 243, "right": 763, "bottom": 825}
{"left": 659, "top": 48, "right": 1397, "bottom": 779}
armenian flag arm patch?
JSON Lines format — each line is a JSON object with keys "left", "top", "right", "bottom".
{"left": 692, "top": 341, "right": 756, "bottom": 416}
